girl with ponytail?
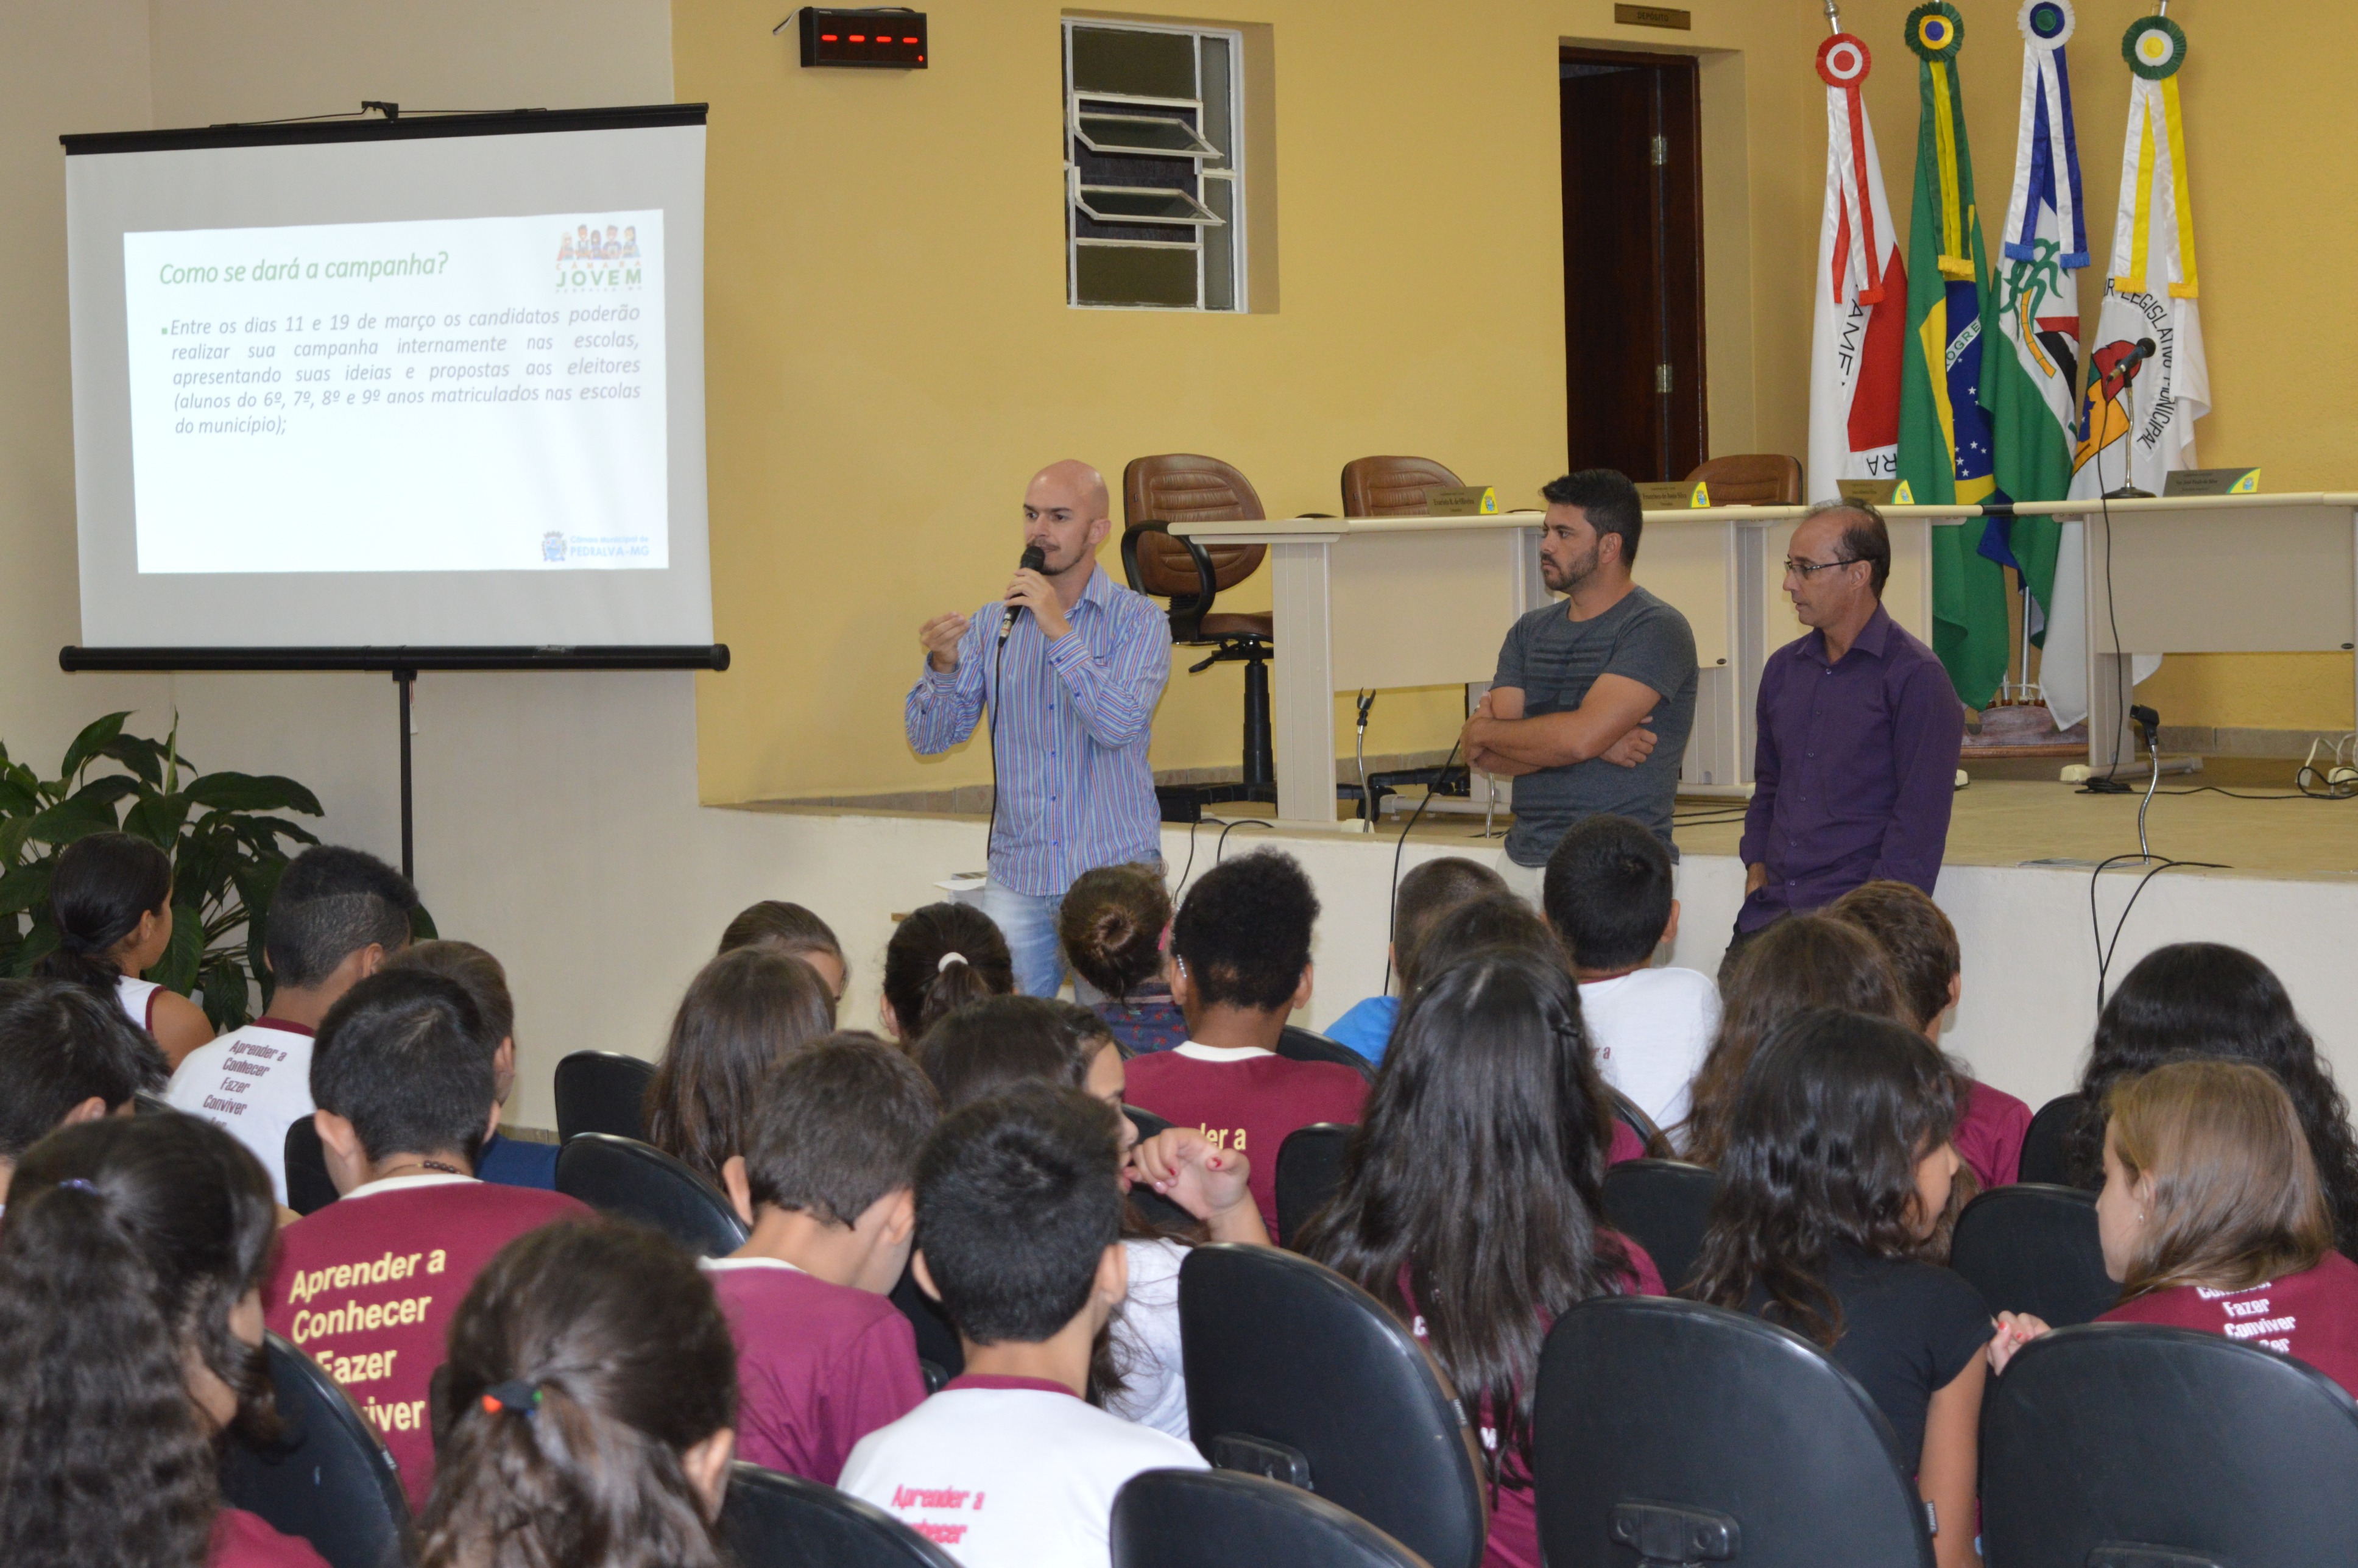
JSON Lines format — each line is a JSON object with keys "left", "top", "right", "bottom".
{"left": 0, "top": 1114, "right": 319, "bottom": 1568}
{"left": 878, "top": 902, "right": 1013, "bottom": 1042}
{"left": 419, "top": 1221, "right": 739, "bottom": 1568}
{"left": 37, "top": 831, "right": 215, "bottom": 1067}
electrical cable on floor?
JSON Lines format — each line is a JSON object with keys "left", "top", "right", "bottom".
{"left": 1383, "top": 736, "right": 1464, "bottom": 994}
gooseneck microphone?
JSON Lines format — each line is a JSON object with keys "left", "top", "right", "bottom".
{"left": 998, "top": 543, "right": 1048, "bottom": 646}
{"left": 2119, "top": 337, "right": 2158, "bottom": 374}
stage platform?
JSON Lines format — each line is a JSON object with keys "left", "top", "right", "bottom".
{"left": 729, "top": 754, "right": 2358, "bottom": 1120}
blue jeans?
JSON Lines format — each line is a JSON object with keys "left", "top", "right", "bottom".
{"left": 980, "top": 880, "right": 1068, "bottom": 999}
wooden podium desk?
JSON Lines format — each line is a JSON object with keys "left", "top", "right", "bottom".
{"left": 2006, "top": 492, "right": 2358, "bottom": 768}
{"left": 1167, "top": 505, "right": 1973, "bottom": 824}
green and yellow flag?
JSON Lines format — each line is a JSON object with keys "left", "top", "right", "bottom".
{"left": 1896, "top": 1, "right": 2011, "bottom": 709}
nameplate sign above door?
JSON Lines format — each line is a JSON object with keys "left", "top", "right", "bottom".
{"left": 1615, "top": 4, "right": 1692, "bottom": 29}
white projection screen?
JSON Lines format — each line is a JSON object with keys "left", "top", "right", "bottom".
{"left": 63, "top": 107, "right": 715, "bottom": 657}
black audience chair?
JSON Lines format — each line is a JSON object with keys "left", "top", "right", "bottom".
{"left": 1113, "top": 1467, "right": 1432, "bottom": 1568}
{"left": 1983, "top": 1323, "right": 2358, "bottom": 1567}
{"left": 283, "top": 1116, "right": 339, "bottom": 1217}
{"left": 1277, "top": 1025, "right": 1375, "bottom": 1084}
{"left": 1178, "top": 1244, "right": 1483, "bottom": 1568}
{"left": 2018, "top": 1090, "right": 2086, "bottom": 1187}
{"left": 221, "top": 1332, "right": 412, "bottom": 1568}
{"left": 721, "top": 1461, "right": 960, "bottom": 1568}
{"left": 1123, "top": 1103, "right": 1199, "bottom": 1234}
{"left": 1949, "top": 1184, "right": 2119, "bottom": 1327}
{"left": 554, "top": 1132, "right": 748, "bottom": 1257}
{"left": 890, "top": 1262, "right": 961, "bottom": 1388}
{"left": 134, "top": 1090, "right": 175, "bottom": 1116}
{"left": 553, "top": 1049, "right": 657, "bottom": 1143}
{"left": 1534, "top": 1296, "right": 1934, "bottom": 1568}
{"left": 1607, "top": 1088, "right": 1672, "bottom": 1159}
{"left": 1598, "top": 1158, "right": 1716, "bottom": 1293}
{"left": 1275, "top": 1121, "right": 1353, "bottom": 1248}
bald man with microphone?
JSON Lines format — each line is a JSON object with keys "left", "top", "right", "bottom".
{"left": 906, "top": 461, "right": 1173, "bottom": 998}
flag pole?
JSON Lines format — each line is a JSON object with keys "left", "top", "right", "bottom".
{"left": 1824, "top": 1, "right": 1843, "bottom": 33}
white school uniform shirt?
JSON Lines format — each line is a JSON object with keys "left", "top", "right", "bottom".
{"left": 1106, "top": 1237, "right": 1189, "bottom": 1438}
{"left": 116, "top": 975, "right": 160, "bottom": 1031}
{"left": 164, "top": 1018, "right": 317, "bottom": 1204}
{"left": 1578, "top": 967, "right": 1720, "bottom": 1132}
{"left": 838, "top": 1372, "right": 1205, "bottom": 1568}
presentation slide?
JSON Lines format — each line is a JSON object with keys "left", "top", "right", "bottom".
{"left": 128, "top": 211, "right": 667, "bottom": 574}
{"left": 65, "top": 109, "right": 712, "bottom": 649}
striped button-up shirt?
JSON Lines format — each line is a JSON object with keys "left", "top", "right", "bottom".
{"left": 905, "top": 563, "right": 1171, "bottom": 896}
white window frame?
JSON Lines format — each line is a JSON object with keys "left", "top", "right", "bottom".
{"left": 1062, "top": 18, "right": 1247, "bottom": 313}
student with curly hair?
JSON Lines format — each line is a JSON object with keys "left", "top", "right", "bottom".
{"left": 1120, "top": 852, "right": 1366, "bottom": 1233}
{"left": 2064, "top": 943, "right": 2358, "bottom": 1255}
{"left": 1056, "top": 864, "right": 1184, "bottom": 1053}
{"left": 879, "top": 903, "right": 1014, "bottom": 1042}
{"left": 0, "top": 1114, "right": 325, "bottom": 1568}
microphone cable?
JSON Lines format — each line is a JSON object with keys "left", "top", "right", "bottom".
{"left": 1383, "top": 735, "right": 1465, "bottom": 994}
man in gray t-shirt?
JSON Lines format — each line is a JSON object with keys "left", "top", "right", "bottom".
{"left": 1463, "top": 469, "right": 1698, "bottom": 880}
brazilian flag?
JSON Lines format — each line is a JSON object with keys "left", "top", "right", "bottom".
{"left": 1896, "top": 2, "right": 2012, "bottom": 710}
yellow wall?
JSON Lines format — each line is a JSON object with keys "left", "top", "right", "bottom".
{"left": 681, "top": 1, "right": 2353, "bottom": 808}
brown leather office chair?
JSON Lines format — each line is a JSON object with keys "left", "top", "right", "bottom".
{"left": 1338, "top": 456, "right": 1463, "bottom": 517}
{"left": 1121, "top": 454, "right": 1277, "bottom": 809}
{"left": 1682, "top": 453, "right": 1804, "bottom": 506}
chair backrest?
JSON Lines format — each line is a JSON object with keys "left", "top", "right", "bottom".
{"left": 1683, "top": 453, "right": 1803, "bottom": 506}
{"left": 1949, "top": 1183, "right": 2120, "bottom": 1326}
{"left": 1534, "top": 1296, "right": 1934, "bottom": 1568}
{"left": 554, "top": 1132, "right": 749, "bottom": 1257}
{"left": 1982, "top": 1323, "right": 2358, "bottom": 1568}
{"left": 1178, "top": 1243, "right": 1484, "bottom": 1568}
{"left": 1598, "top": 1158, "right": 1717, "bottom": 1294}
{"left": 2018, "top": 1090, "right": 2086, "bottom": 1187}
{"left": 1277, "top": 1025, "right": 1375, "bottom": 1083}
{"left": 1275, "top": 1122, "right": 1354, "bottom": 1248}
{"left": 721, "top": 1461, "right": 962, "bottom": 1568}
{"left": 221, "top": 1332, "right": 412, "bottom": 1568}
{"left": 282, "top": 1116, "right": 339, "bottom": 1217}
{"left": 1340, "top": 456, "right": 1464, "bottom": 518}
{"left": 1113, "top": 1467, "right": 1433, "bottom": 1568}
{"left": 1607, "top": 1088, "right": 1671, "bottom": 1159}
{"left": 553, "top": 1049, "right": 657, "bottom": 1143}
{"left": 1123, "top": 454, "right": 1268, "bottom": 599}
{"left": 1121, "top": 1103, "right": 1200, "bottom": 1234}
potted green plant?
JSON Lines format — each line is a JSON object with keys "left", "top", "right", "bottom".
{"left": 0, "top": 711, "right": 401, "bottom": 1030}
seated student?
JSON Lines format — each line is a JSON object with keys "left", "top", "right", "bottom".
{"left": 386, "top": 939, "right": 556, "bottom": 1190}
{"left": 1323, "top": 855, "right": 1508, "bottom": 1065}
{"left": 1542, "top": 814, "right": 1717, "bottom": 1131}
{"left": 420, "top": 1222, "right": 740, "bottom": 1568}
{"left": 1410, "top": 892, "right": 1650, "bottom": 1165}
{"left": 917, "top": 996, "right": 1269, "bottom": 1438}
{"left": 708, "top": 1034, "right": 937, "bottom": 1483}
{"left": 1121, "top": 852, "right": 1368, "bottom": 1233}
{"left": 2066, "top": 942, "right": 2358, "bottom": 1255}
{"left": 0, "top": 1114, "right": 327, "bottom": 1568}
{"left": 1991, "top": 1059, "right": 2358, "bottom": 1396}
{"left": 1057, "top": 864, "right": 1185, "bottom": 1053}
{"left": 35, "top": 829, "right": 214, "bottom": 1067}
{"left": 1831, "top": 880, "right": 2032, "bottom": 1189}
{"left": 1687, "top": 1009, "right": 1988, "bottom": 1568}
{"left": 266, "top": 969, "right": 589, "bottom": 1511}
{"left": 718, "top": 899, "right": 849, "bottom": 999}
{"left": 1299, "top": 947, "right": 1663, "bottom": 1568}
{"left": 0, "top": 978, "right": 167, "bottom": 1206}
{"left": 1677, "top": 913, "right": 1910, "bottom": 1168}
{"left": 646, "top": 946, "right": 838, "bottom": 1188}
{"left": 168, "top": 845, "right": 418, "bottom": 1203}
{"left": 839, "top": 1086, "right": 1208, "bottom": 1566}
{"left": 881, "top": 902, "right": 1015, "bottom": 1043}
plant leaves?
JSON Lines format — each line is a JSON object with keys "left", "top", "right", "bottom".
{"left": 100, "top": 733, "right": 168, "bottom": 788}
{"left": 57, "top": 712, "right": 129, "bottom": 788}
{"left": 0, "top": 862, "right": 52, "bottom": 919}
{"left": 0, "top": 775, "right": 36, "bottom": 816}
{"left": 183, "top": 772, "right": 325, "bottom": 816}
{"left": 149, "top": 899, "right": 206, "bottom": 995}
{"left": 63, "top": 774, "right": 143, "bottom": 810}
{"left": 411, "top": 903, "right": 439, "bottom": 942}
{"left": 198, "top": 953, "right": 253, "bottom": 1033}
{"left": 7, "top": 920, "right": 56, "bottom": 978}
{"left": 21, "top": 793, "right": 122, "bottom": 847}
{"left": 124, "top": 792, "right": 194, "bottom": 850}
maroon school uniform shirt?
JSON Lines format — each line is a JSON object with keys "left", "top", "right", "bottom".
{"left": 210, "top": 1507, "right": 328, "bottom": 1568}
{"left": 1954, "top": 1080, "right": 2031, "bottom": 1189}
{"left": 1402, "top": 1235, "right": 1665, "bottom": 1568}
{"left": 704, "top": 1256, "right": 928, "bottom": 1485}
{"left": 1121, "top": 1043, "right": 1368, "bottom": 1232}
{"left": 264, "top": 1174, "right": 589, "bottom": 1511}
{"left": 2102, "top": 1250, "right": 2358, "bottom": 1398}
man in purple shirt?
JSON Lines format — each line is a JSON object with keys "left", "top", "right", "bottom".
{"left": 1731, "top": 501, "right": 1964, "bottom": 960}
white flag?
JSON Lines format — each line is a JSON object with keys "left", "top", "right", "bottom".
{"left": 2044, "top": 15, "right": 2208, "bottom": 729}
{"left": 1807, "top": 32, "right": 1906, "bottom": 498}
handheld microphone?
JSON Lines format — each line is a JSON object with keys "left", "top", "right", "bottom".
{"left": 998, "top": 544, "right": 1048, "bottom": 646}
